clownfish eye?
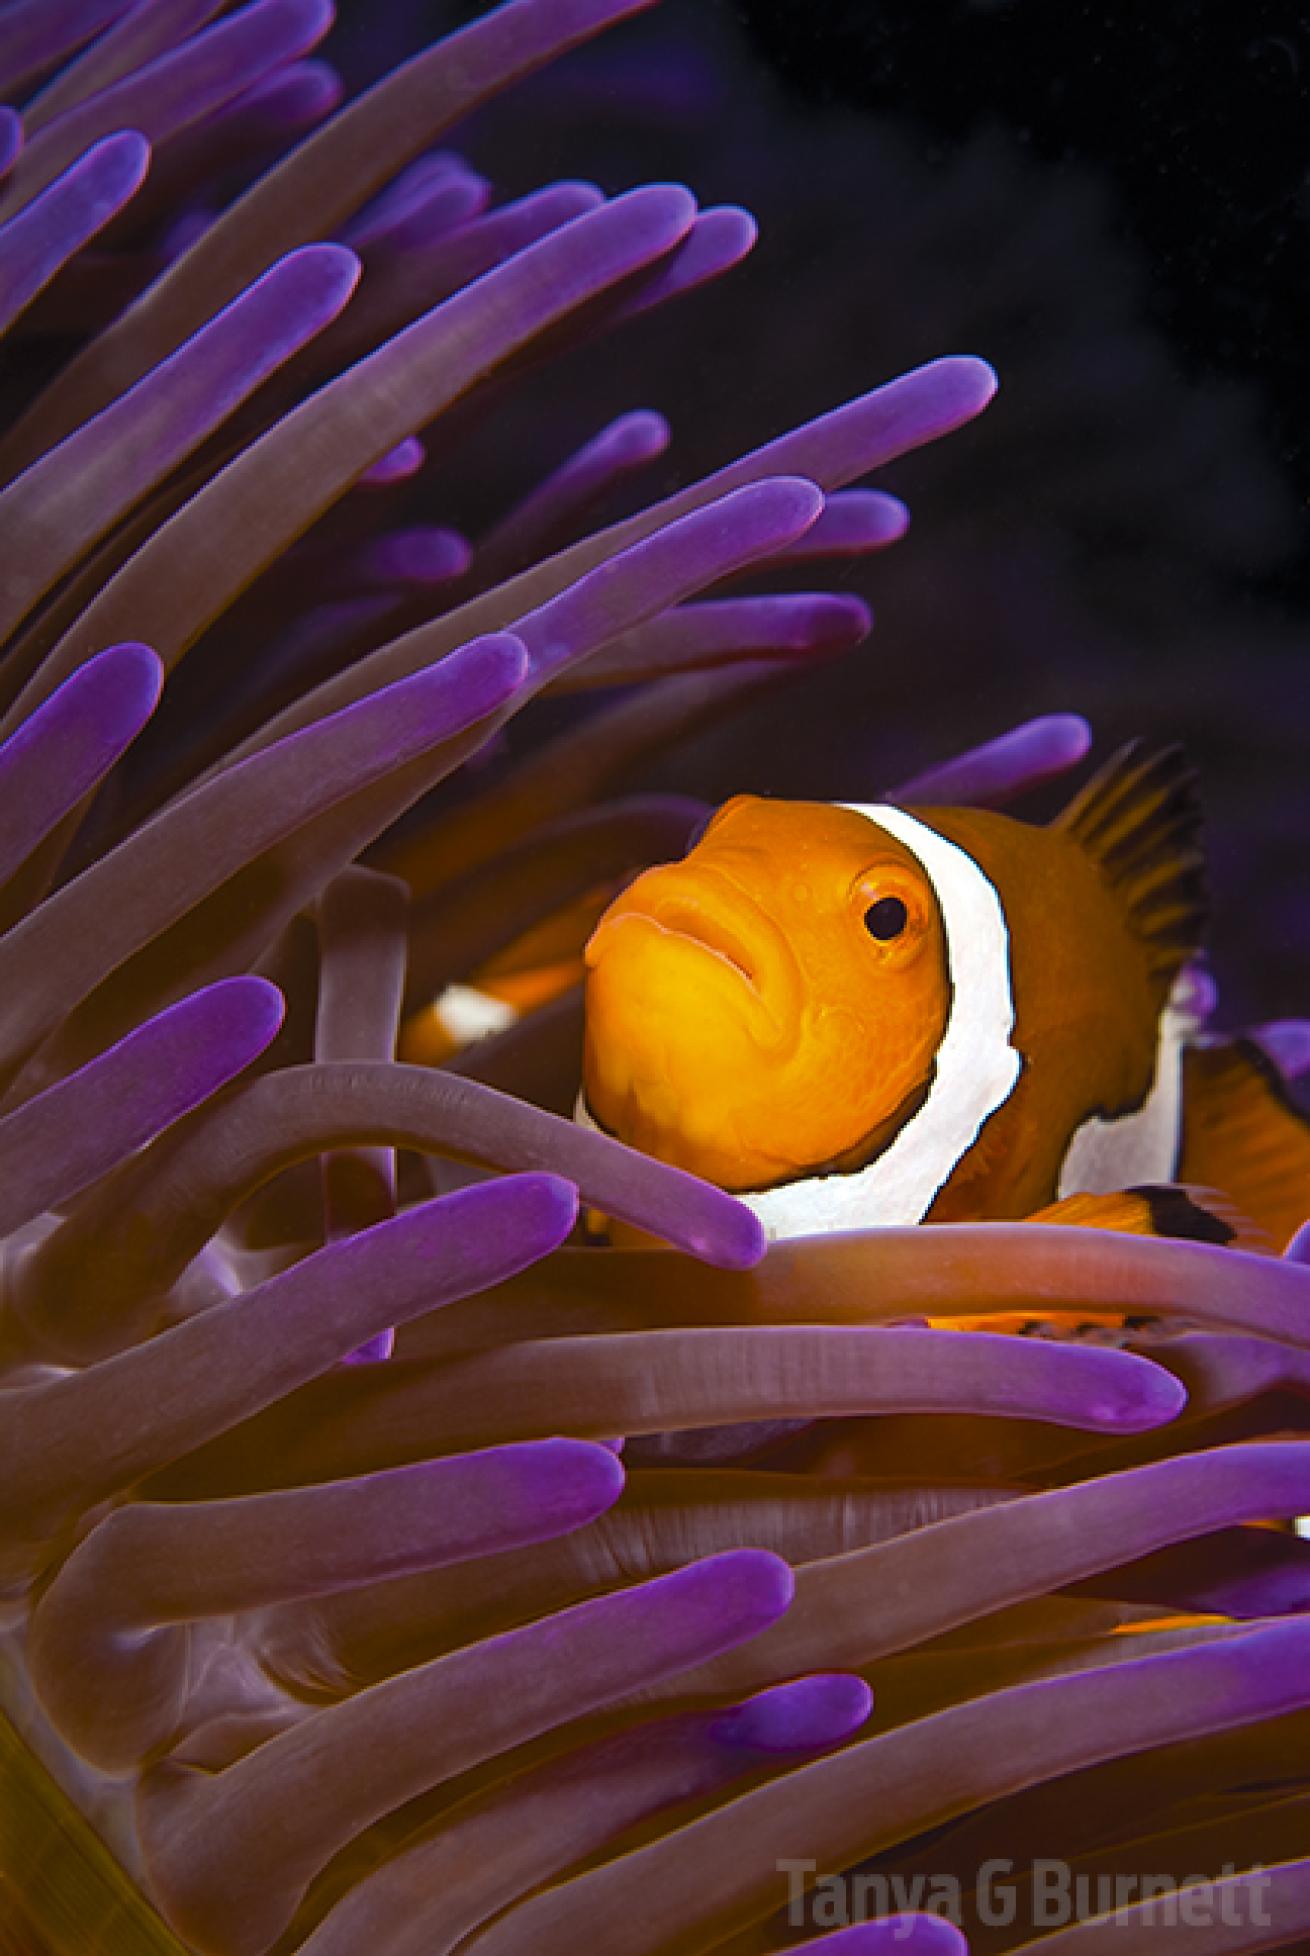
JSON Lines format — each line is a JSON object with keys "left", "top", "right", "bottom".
{"left": 863, "top": 895, "right": 909, "bottom": 941}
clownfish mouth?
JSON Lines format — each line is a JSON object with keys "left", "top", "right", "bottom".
{"left": 644, "top": 896, "right": 759, "bottom": 986}
{"left": 585, "top": 865, "right": 803, "bottom": 1039}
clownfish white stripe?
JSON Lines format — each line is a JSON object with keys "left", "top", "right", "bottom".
{"left": 1056, "top": 970, "right": 1197, "bottom": 1197}
{"left": 431, "top": 983, "right": 520, "bottom": 1045}
{"left": 741, "top": 805, "right": 1023, "bottom": 1240}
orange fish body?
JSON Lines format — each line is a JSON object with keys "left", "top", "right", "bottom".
{"left": 582, "top": 746, "right": 1310, "bottom": 1250}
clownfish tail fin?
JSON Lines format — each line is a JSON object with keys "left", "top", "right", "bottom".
{"left": 1054, "top": 740, "right": 1208, "bottom": 983}
{"left": 1180, "top": 1037, "right": 1310, "bottom": 1253}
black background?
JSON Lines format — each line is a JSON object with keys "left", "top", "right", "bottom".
{"left": 737, "top": 0, "right": 1310, "bottom": 599}
{"left": 406, "top": 0, "right": 1310, "bottom": 597}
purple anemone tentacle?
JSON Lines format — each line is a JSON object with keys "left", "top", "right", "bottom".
{"left": 890, "top": 712, "right": 1095, "bottom": 806}
{"left": 19, "top": 1062, "right": 768, "bottom": 1358}
{"left": 226, "top": 475, "right": 827, "bottom": 783}
{"left": 514, "top": 477, "right": 827, "bottom": 686}
{"left": 298, "top": 1676, "right": 875, "bottom": 1956}
{"left": 342, "top": 152, "right": 477, "bottom": 246}
{"left": 0, "top": 0, "right": 133, "bottom": 99}
{"left": 0, "top": 0, "right": 665, "bottom": 474}
{"left": 317, "top": 181, "right": 609, "bottom": 375}
{"left": 0, "top": 243, "right": 361, "bottom": 648}
{"left": 11, "top": 186, "right": 699, "bottom": 719}
{"left": 0, "top": 642, "right": 161, "bottom": 889}
{"left": 384, "top": 661, "right": 830, "bottom": 897}
{"left": 349, "top": 526, "right": 471, "bottom": 592}
{"left": 28, "top": 1437, "right": 627, "bottom": 1770}
{"left": 0, "top": 112, "right": 24, "bottom": 182}
{"left": 137, "top": 1549, "right": 796, "bottom": 1956}
{"left": 0, "top": 976, "right": 283, "bottom": 1239}
{"left": 629, "top": 1439, "right": 1310, "bottom": 1702}
{"left": 132, "top": 1317, "right": 1189, "bottom": 1497}
{"left": 609, "top": 201, "right": 759, "bottom": 322}
{"left": 348, "top": 163, "right": 491, "bottom": 255}
{"left": 473, "top": 407, "right": 672, "bottom": 589}
{"left": 482, "top": 1225, "right": 1310, "bottom": 1347}
{"left": 1286, "top": 1220, "right": 1310, "bottom": 1263}
{"left": 120, "top": 56, "right": 346, "bottom": 234}
{"left": 771, "top": 486, "right": 912, "bottom": 562}
{"left": 1, "top": 0, "right": 335, "bottom": 217}
{"left": 0, "top": 131, "right": 150, "bottom": 338}
{"left": 459, "top": 1620, "right": 1310, "bottom": 1955}
{"left": 555, "top": 591, "right": 874, "bottom": 689}
{"left": 315, "top": 864, "right": 408, "bottom": 1358}
{"left": 288, "top": 1470, "right": 1017, "bottom": 1671}
{"left": 21, "top": 0, "right": 236, "bottom": 132}
{"left": 1007, "top": 1855, "right": 1310, "bottom": 1954}
{"left": 0, "top": 1175, "right": 581, "bottom": 1536}
{"left": 0, "top": 633, "right": 530, "bottom": 1086}
{"left": 219, "top": 356, "right": 997, "bottom": 763}
{"left": 358, "top": 435, "right": 425, "bottom": 486}
{"left": 1250, "top": 1017, "right": 1310, "bottom": 1081}
{"left": 782, "top": 1927, "right": 970, "bottom": 1955}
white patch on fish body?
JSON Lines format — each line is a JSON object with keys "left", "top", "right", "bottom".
{"left": 742, "top": 805, "right": 1023, "bottom": 1241}
{"left": 1056, "top": 971, "right": 1198, "bottom": 1197}
{"left": 432, "top": 983, "right": 519, "bottom": 1046}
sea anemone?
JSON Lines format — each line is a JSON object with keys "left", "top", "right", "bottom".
{"left": 1, "top": 3, "right": 1310, "bottom": 1954}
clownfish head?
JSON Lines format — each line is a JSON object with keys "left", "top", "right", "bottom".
{"left": 582, "top": 795, "right": 951, "bottom": 1190}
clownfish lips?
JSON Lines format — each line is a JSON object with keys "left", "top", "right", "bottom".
{"left": 586, "top": 869, "right": 801, "bottom": 1040}
{"left": 647, "top": 896, "right": 758, "bottom": 985}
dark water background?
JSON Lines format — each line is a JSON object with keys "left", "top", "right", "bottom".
{"left": 333, "top": 0, "right": 1310, "bottom": 1023}
{"left": 742, "top": 0, "right": 1310, "bottom": 604}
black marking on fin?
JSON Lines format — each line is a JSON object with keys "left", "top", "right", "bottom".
{"left": 1127, "top": 1183, "right": 1236, "bottom": 1246}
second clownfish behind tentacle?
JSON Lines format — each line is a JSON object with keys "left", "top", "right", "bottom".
{"left": 580, "top": 742, "right": 1310, "bottom": 1252}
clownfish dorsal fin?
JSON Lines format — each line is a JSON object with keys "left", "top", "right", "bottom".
{"left": 1053, "top": 741, "right": 1208, "bottom": 987}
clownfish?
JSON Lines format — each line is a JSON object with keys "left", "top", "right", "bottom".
{"left": 581, "top": 743, "right": 1310, "bottom": 1251}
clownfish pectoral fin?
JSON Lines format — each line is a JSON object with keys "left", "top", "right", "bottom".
{"left": 1179, "top": 1037, "right": 1310, "bottom": 1253}
{"left": 1025, "top": 1183, "right": 1271, "bottom": 1250}
{"left": 1053, "top": 740, "right": 1208, "bottom": 987}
